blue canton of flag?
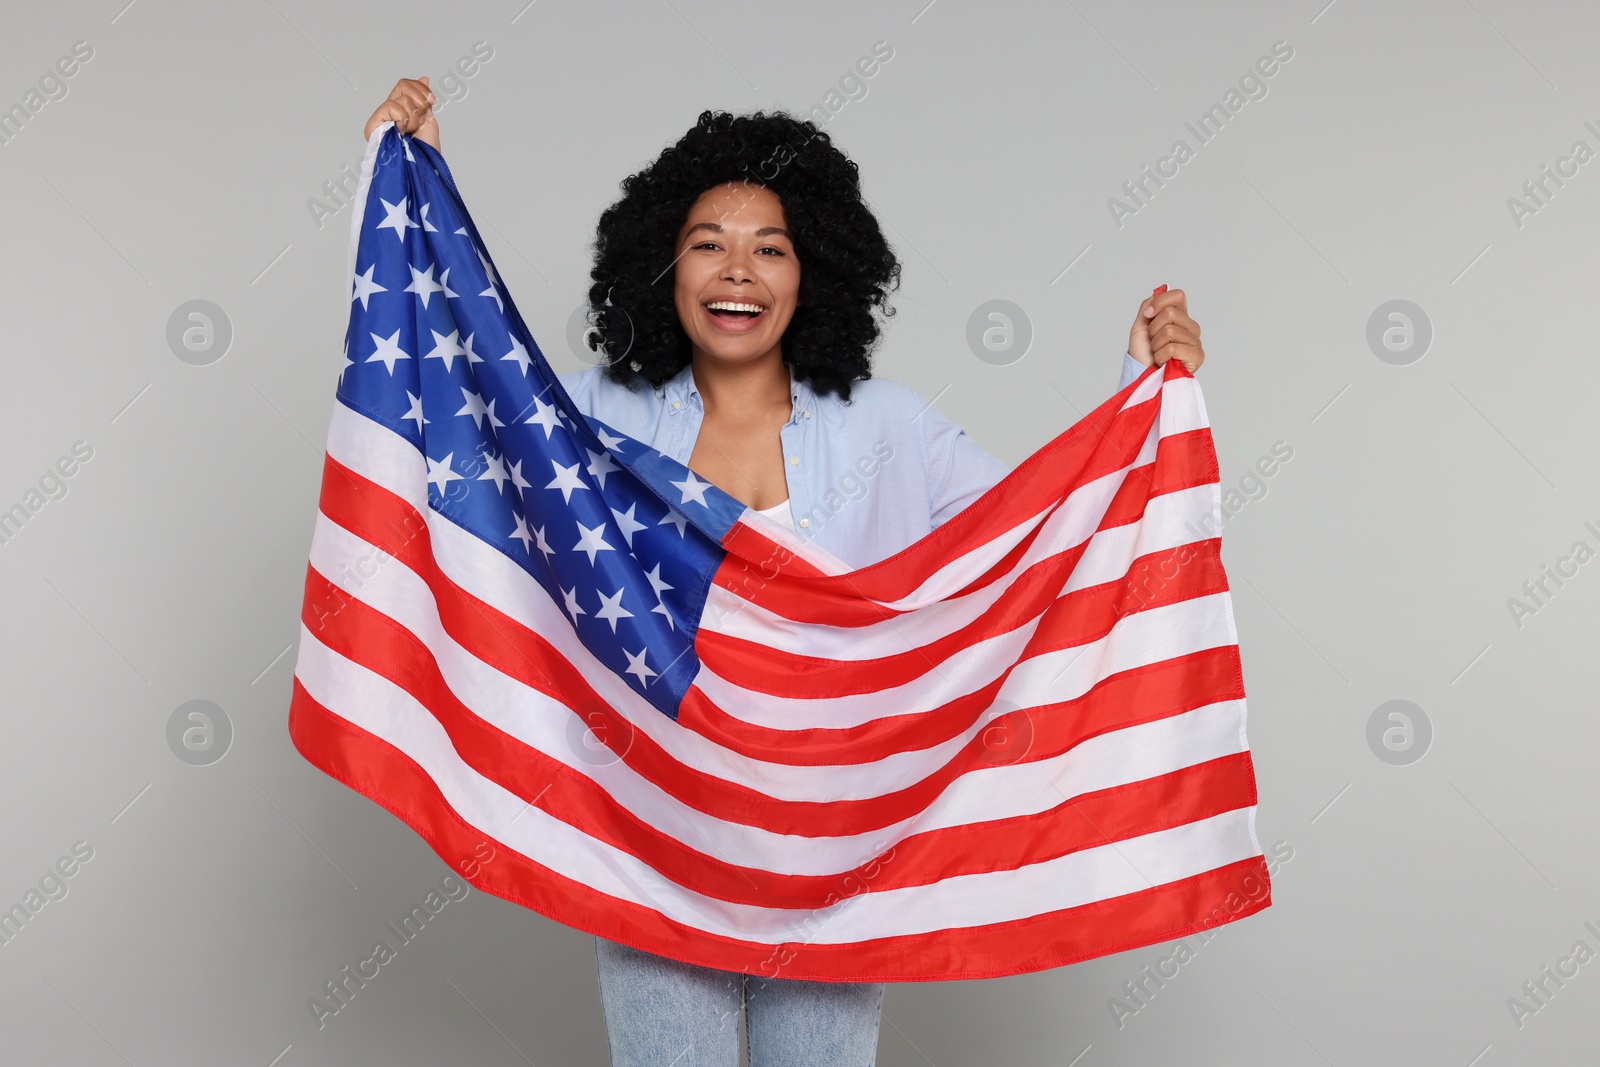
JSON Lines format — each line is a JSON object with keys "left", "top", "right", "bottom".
{"left": 337, "top": 125, "right": 745, "bottom": 720}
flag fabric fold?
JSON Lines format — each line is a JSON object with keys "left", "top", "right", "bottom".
{"left": 287, "top": 121, "right": 1271, "bottom": 982}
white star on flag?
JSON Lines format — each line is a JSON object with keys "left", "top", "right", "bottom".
{"left": 364, "top": 329, "right": 410, "bottom": 375}
{"left": 571, "top": 520, "right": 614, "bottom": 564}
{"left": 586, "top": 448, "right": 621, "bottom": 488}
{"left": 426, "top": 451, "right": 463, "bottom": 493}
{"left": 402, "top": 391, "right": 426, "bottom": 431}
{"left": 375, "top": 196, "right": 418, "bottom": 241}
{"left": 525, "top": 395, "right": 563, "bottom": 438}
{"left": 351, "top": 264, "right": 387, "bottom": 309}
{"left": 609, "top": 503, "right": 648, "bottom": 548}
{"left": 509, "top": 514, "right": 535, "bottom": 552}
{"left": 643, "top": 563, "right": 673, "bottom": 598}
{"left": 404, "top": 263, "right": 448, "bottom": 308}
{"left": 501, "top": 336, "right": 532, "bottom": 376}
{"left": 545, "top": 461, "right": 588, "bottom": 504}
{"left": 423, "top": 329, "right": 469, "bottom": 371}
{"left": 671, "top": 471, "right": 713, "bottom": 507}
{"left": 594, "top": 588, "right": 634, "bottom": 633}
{"left": 622, "top": 647, "right": 657, "bottom": 685}
{"left": 478, "top": 451, "right": 511, "bottom": 492}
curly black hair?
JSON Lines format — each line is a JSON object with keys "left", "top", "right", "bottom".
{"left": 585, "top": 109, "right": 901, "bottom": 403}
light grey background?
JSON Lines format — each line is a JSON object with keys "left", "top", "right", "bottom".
{"left": 2, "top": 0, "right": 1595, "bottom": 1064}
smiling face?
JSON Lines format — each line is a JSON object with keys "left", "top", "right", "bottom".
{"left": 672, "top": 181, "right": 801, "bottom": 370}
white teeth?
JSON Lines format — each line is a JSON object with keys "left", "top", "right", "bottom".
{"left": 705, "top": 301, "right": 766, "bottom": 313}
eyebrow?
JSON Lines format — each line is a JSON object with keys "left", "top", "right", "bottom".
{"left": 683, "top": 222, "right": 792, "bottom": 240}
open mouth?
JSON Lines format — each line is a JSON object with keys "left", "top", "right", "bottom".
{"left": 702, "top": 299, "right": 768, "bottom": 332}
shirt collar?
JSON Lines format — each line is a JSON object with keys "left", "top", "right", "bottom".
{"left": 661, "top": 360, "right": 816, "bottom": 424}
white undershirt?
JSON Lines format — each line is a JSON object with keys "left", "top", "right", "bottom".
{"left": 753, "top": 498, "right": 795, "bottom": 531}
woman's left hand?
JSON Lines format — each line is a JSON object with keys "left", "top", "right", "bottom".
{"left": 1128, "top": 287, "right": 1205, "bottom": 373}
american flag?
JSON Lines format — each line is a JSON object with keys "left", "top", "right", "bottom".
{"left": 287, "top": 123, "right": 1272, "bottom": 982}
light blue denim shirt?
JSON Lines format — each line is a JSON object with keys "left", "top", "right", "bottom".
{"left": 558, "top": 352, "right": 1146, "bottom": 571}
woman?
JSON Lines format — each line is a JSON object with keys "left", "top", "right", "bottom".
{"left": 365, "top": 77, "right": 1206, "bottom": 1067}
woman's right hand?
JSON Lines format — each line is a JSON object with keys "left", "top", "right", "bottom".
{"left": 363, "top": 76, "right": 440, "bottom": 151}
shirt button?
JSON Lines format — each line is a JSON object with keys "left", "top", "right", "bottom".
{"left": 672, "top": 400, "right": 682, "bottom": 409}
{"left": 788, "top": 455, "right": 799, "bottom": 465}
{"left": 799, "top": 518, "right": 809, "bottom": 528}
{"left": 804, "top": 410, "right": 811, "bottom": 419}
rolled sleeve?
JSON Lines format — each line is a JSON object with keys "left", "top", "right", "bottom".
{"left": 1118, "top": 351, "right": 1146, "bottom": 391}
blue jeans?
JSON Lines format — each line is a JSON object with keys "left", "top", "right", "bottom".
{"left": 594, "top": 936, "right": 885, "bottom": 1066}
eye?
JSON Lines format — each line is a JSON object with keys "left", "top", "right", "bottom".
{"left": 758, "top": 247, "right": 786, "bottom": 256}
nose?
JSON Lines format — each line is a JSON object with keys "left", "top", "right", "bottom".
{"left": 722, "top": 247, "right": 755, "bottom": 284}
